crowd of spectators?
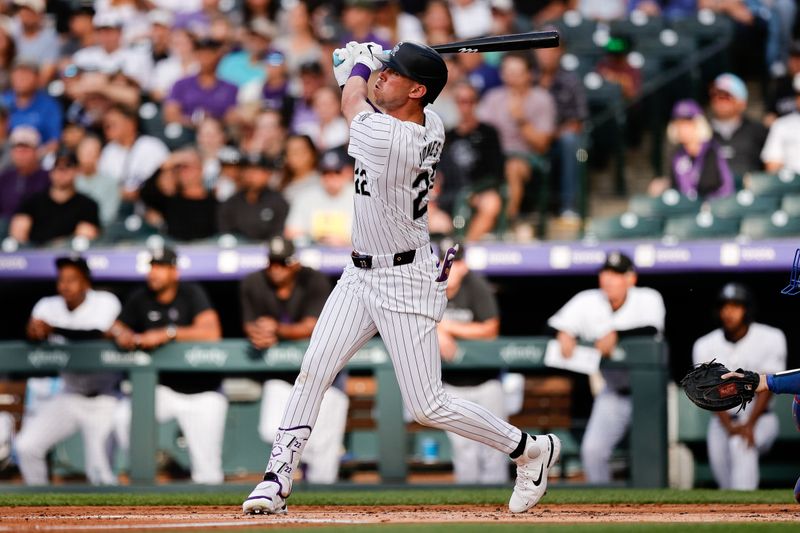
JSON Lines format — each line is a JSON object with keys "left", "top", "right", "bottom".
{"left": 0, "top": 0, "right": 799, "bottom": 248}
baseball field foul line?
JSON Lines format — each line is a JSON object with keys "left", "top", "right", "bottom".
{"left": 0, "top": 517, "right": 371, "bottom": 530}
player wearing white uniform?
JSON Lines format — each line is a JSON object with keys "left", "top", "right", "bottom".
{"left": 243, "top": 41, "right": 560, "bottom": 516}
{"left": 692, "top": 283, "right": 787, "bottom": 490}
{"left": 15, "top": 256, "right": 122, "bottom": 485}
{"left": 548, "top": 251, "right": 665, "bottom": 484}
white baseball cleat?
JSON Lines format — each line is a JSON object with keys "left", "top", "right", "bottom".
{"left": 242, "top": 475, "right": 289, "bottom": 515}
{"left": 509, "top": 433, "right": 561, "bottom": 513}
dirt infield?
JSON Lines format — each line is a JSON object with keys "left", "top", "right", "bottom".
{"left": 0, "top": 504, "right": 798, "bottom": 530}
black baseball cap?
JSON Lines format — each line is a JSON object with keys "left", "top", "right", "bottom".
{"left": 319, "top": 148, "right": 352, "bottom": 173}
{"left": 600, "top": 251, "right": 635, "bottom": 274}
{"left": 150, "top": 247, "right": 178, "bottom": 266}
{"left": 266, "top": 236, "right": 297, "bottom": 265}
{"left": 55, "top": 254, "right": 91, "bottom": 280}
{"left": 241, "top": 152, "right": 277, "bottom": 169}
{"left": 194, "top": 36, "right": 223, "bottom": 49}
{"left": 53, "top": 146, "right": 78, "bottom": 168}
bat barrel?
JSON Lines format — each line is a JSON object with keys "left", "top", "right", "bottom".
{"left": 431, "top": 30, "right": 560, "bottom": 54}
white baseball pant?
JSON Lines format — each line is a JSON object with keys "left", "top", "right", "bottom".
{"left": 15, "top": 393, "right": 119, "bottom": 485}
{"left": 707, "top": 413, "right": 778, "bottom": 490}
{"left": 581, "top": 389, "right": 632, "bottom": 484}
{"left": 273, "top": 265, "right": 522, "bottom": 463}
{"left": 115, "top": 385, "right": 228, "bottom": 484}
{"left": 443, "top": 379, "right": 510, "bottom": 484}
{"left": 259, "top": 379, "right": 349, "bottom": 483}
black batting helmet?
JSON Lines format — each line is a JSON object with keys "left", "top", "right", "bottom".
{"left": 717, "top": 282, "right": 754, "bottom": 322}
{"left": 378, "top": 41, "right": 448, "bottom": 105}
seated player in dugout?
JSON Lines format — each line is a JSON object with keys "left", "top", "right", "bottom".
{"left": 239, "top": 236, "right": 349, "bottom": 484}
{"left": 692, "top": 283, "right": 787, "bottom": 490}
{"left": 16, "top": 255, "right": 122, "bottom": 486}
{"left": 109, "top": 246, "right": 226, "bottom": 484}
{"left": 547, "top": 251, "right": 665, "bottom": 484}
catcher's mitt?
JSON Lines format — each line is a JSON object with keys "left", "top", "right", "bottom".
{"left": 680, "top": 360, "right": 760, "bottom": 412}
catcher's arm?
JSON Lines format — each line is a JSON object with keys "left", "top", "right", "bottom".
{"left": 724, "top": 368, "right": 800, "bottom": 395}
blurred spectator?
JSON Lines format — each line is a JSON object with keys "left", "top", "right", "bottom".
{"left": 218, "top": 153, "right": 288, "bottom": 241}
{"left": 437, "top": 241, "right": 507, "bottom": 484}
{"left": 548, "top": 251, "right": 665, "bottom": 484}
{"left": 288, "top": 60, "right": 326, "bottom": 136}
{"left": 766, "top": 0, "right": 796, "bottom": 77}
{"left": 489, "top": 0, "right": 524, "bottom": 36}
{"left": 628, "top": 0, "right": 697, "bottom": 19}
{"left": 140, "top": 149, "right": 218, "bottom": 241}
{"left": 285, "top": 147, "right": 354, "bottom": 246}
{"left": 164, "top": 37, "right": 238, "bottom": 126}
{"left": 693, "top": 283, "right": 786, "bottom": 490}
{"left": 341, "top": 0, "right": 391, "bottom": 50}
{"left": 217, "top": 18, "right": 275, "bottom": 88}
{"left": 514, "top": 0, "right": 571, "bottom": 26}
{"left": 98, "top": 103, "right": 170, "bottom": 202}
{"left": 196, "top": 116, "right": 227, "bottom": 190}
{"left": 477, "top": 52, "right": 556, "bottom": 223}
{"left": 2, "top": 60, "right": 62, "bottom": 153}
{"left": 650, "top": 99, "right": 735, "bottom": 199}
{"left": 422, "top": 0, "right": 456, "bottom": 46}
{"left": 579, "top": 0, "right": 629, "bottom": 21}
{"left": 273, "top": 0, "right": 323, "bottom": 78}
{"left": 73, "top": 13, "right": 153, "bottom": 89}
{"left": 238, "top": 50, "right": 290, "bottom": 110}
{"left": 0, "top": 126, "right": 47, "bottom": 219}
{"left": 242, "top": 0, "right": 280, "bottom": 24}
{"left": 215, "top": 146, "right": 244, "bottom": 201}
{"left": 111, "top": 246, "right": 226, "bottom": 485}
{"left": 458, "top": 53, "right": 501, "bottom": 96}
{"left": 281, "top": 134, "right": 321, "bottom": 203}
{"left": 430, "top": 55, "right": 465, "bottom": 130}
{"left": 149, "top": 29, "right": 198, "bottom": 102}
{"left": 595, "top": 36, "right": 641, "bottom": 102}
{"left": 171, "top": 0, "right": 223, "bottom": 37}
{"left": 433, "top": 83, "right": 503, "bottom": 241}
{"left": 10, "top": 147, "right": 100, "bottom": 245}
{"left": 535, "top": 40, "right": 588, "bottom": 219}
{"left": 75, "top": 136, "right": 119, "bottom": 227}
{"left": 240, "top": 236, "right": 346, "bottom": 483}
{"left": 16, "top": 256, "right": 122, "bottom": 486}
{"left": 762, "top": 75, "right": 800, "bottom": 174}
{"left": 0, "top": 107, "right": 10, "bottom": 169}
{"left": 709, "top": 73, "right": 768, "bottom": 178}
{"left": 242, "top": 108, "right": 287, "bottom": 166}
{"left": 766, "top": 42, "right": 800, "bottom": 125}
{"left": 64, "top": 69, "right": 142, "bottom": 134}
{"left": 147, "top": 10, "right": 174, "bottom": 63}
{"left": 0, "top": 17, "right": 17, "bottom": 91}
{"left": 60, "top": 7, "right": 96, "bottom": 59}
{"left": 11, "top": 0, "right": 59, "bottom": 82}
{"left": 297, "top": 85, "right": 349, "bottom": 152}
{"left": 449, "top": 0, "right": 492, "bottom": 39}
{"left": 374, "top": 0, "right": 426, "bottom": 45}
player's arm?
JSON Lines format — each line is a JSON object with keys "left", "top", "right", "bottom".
{"left": 276, "top": 317, "right": 318, "bottom": 341}
{"left": 339, "top": 42, "right": 384, "bottom": 124}
{"left": 341, "top": 74, "right": 374, "bottom": 125}
{"left": 174, "top": 309, "right": 222, "bottom": 342}
{"left": 439, "top": 317, "right": 499, "bottom": 340}
{"left": 9, "top": 213, "right": 32, "bottom": 243}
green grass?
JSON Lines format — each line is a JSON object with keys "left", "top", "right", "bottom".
{"left": 0, "top": 488, "right": 796, "bottom": 507}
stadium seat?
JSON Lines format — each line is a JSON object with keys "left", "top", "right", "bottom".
{"left": 663, "top": 213, "right": 740, "bottom": 241}
{"left": 780, "top": 193, "right": 800, "bottom": 217}
{"left": 740, "top": 211, "right": 800, "bottom": 239}
{"left": 669, "top": 10, "right": 735, "bottom": 47}
{"left": 0, "top": 217, "right": 8, "bottom": 240}
{"left": 744, "top": 171, "right": 800, "bottom": 197}
{"left": 634, "top": 29, "right": 697, "bottom": 67}
{"left": 708, "top": 190, "right": 780, "bottom": 218}
{"left": 610, "top": 13, "right": 665, "bottom": 45}
{"left": 98, "top": 215, "right": 160, "bottom": 245}
{"left": 554, "top": 11, "right": 598, "bottom": 50}
{"left": 584, "top": 212, "right": 662, "bottom": 240}
{"left": 628, "top": 191, "right": 701, "bottom": 218}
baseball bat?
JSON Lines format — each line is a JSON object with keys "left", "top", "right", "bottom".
{"left": 430, "top": 30, "right": 560, "bottom": 54}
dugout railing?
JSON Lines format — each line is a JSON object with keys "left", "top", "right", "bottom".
{"left": 0, "top": 337, "right": 668, "bottom": 488}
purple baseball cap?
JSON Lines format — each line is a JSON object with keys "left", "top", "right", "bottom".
{"left": 671, "top": 99, "right": 703, "bottom": 120}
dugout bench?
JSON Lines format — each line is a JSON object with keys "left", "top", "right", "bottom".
{"left": 0, "top": 337, "right": 668, "bottom": 487}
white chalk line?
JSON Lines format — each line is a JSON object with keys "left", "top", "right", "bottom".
{"left": 0, "top": 516, "right": 370, "bottom": 531}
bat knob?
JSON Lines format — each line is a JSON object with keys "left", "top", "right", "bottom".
{"left": 332, "top": 52, "right": 345, "bottom": 67}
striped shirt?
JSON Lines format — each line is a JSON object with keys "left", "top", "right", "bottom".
{"left": 347, "top": 108, "right": 445, "bottom": 255}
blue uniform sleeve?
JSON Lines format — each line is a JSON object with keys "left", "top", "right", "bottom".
{"left": 767, "top": 368, "right": 800, "bottom": 395}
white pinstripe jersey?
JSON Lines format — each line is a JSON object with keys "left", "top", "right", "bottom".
{"left": 347, "top": 108, "right": 445, "bottom": 255}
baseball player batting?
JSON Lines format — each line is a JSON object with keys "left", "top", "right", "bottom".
{"left": 243, "top": 40, "right": 560, "bottom": 515}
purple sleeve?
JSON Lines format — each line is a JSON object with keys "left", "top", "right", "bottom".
{"left": 165, "top": 78, "right": 186, "bottom": 106}
{"left": 713, "top": 144, "right": 735, "bottom": 198}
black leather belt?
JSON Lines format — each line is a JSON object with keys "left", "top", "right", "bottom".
{"left": 351, "top": 249, "right": 416, "bottom": 269}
